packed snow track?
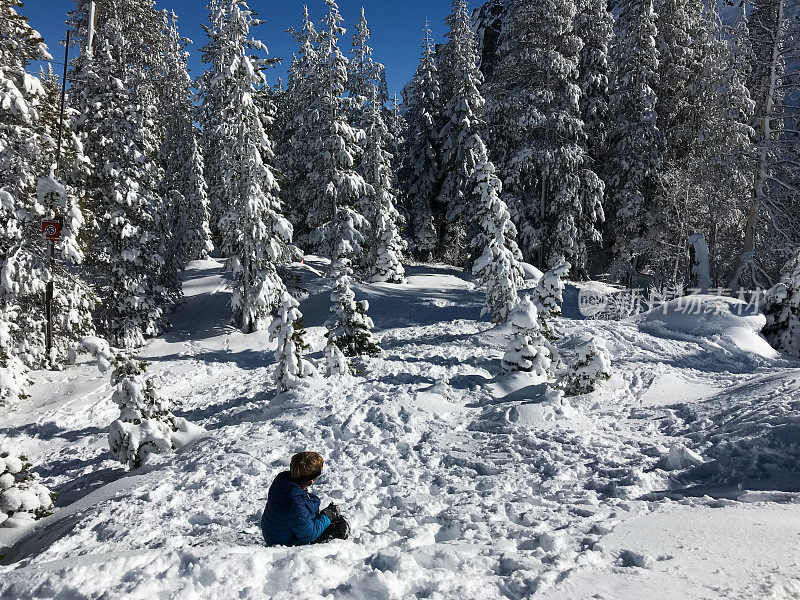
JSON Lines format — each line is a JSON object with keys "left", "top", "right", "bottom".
{"left": 1, "top": 259, "right": 799, "bottom": 599}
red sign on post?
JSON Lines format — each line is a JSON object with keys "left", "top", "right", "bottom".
{"left": 41, "top": 220, "right": 62, "bottom": 241}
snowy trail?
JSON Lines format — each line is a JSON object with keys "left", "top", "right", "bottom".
{"left": 1, "top": 260, "right": 799, "bottom": 599}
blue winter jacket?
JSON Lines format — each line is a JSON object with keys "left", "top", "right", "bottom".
{"left": 261, "top": 471, "right": 331, "bottom": 546}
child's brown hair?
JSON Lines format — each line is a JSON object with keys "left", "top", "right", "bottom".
{"left": 290, "top": 451, "right": 324, "bottom": 481}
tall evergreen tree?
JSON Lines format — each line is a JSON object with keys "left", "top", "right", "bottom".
{"left": 653, "top": 0, "right": 702, "bottom": 166}
{"left": 1, "top": 0, "right": 51, "bottom": 374}
{"left": 159, "top": 12, "right": 213, "bottom": 271}
{"left": 575, "top": 0, "right": 613, "bottom": 278}
{"left": 307, "top": 0, "right": 369, "bottom": 261}
{"left": 210, "top": 0, "right": 295, "bottom": 333}
{"left": 362, "top": 90, "right": 406, "bottom": 283}
{"left": 276, "top": 6, "right": 321, "bottom": 247}
{"left": 437, "top": 0, "right": 485, "bottom": 265}
{"left": 576, "top": 0, "right": 614, "bottom": 170}
{"left": 400, "top": 21, "right": 442, "bottom": 261}
{"left": 346, "top": 8, "right": 386, "bottom": 132}
{"left": 682, "top": 7, "right": 753, "bottom": 286}
{"left": 197, "top": 0, "right": 231, "bottom": 248}
{"left": 606, "top": 0, "right": 663, "bottom": 275}
{"left": 487, "top": 0, "right": 602, "bottom": 274}
{"left": 70, "top": 2, "right": 166, "bottom": 348}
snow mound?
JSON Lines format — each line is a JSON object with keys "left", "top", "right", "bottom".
{"left": 638, "top": 295, "right": 777, "bottom": 358}
{"left": 662, "top": 443, "right": 704, "bottom": 471}
{"left": 661, "top": 372, "right": 800, "bottom": 490}
{"left": 519, "top": 262, "right": 543, "bottom": 284}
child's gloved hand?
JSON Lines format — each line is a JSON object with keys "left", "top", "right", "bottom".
{"left": 321, "top": 503, "right": 339, "bottom": 520}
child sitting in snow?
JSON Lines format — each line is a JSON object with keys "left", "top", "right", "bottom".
{"left": 261, "top": 451, "right": 350, "bottom": 546}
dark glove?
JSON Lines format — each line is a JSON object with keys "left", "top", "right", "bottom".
{"left": 320, "top": 503, "right": 339, "bottom": 521}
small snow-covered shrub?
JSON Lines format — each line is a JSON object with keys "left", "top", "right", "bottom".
{"left": 763, "top": 251, "right": 800, "bottom": 357}
{"left": 0, "top": 314, "right": 28, "bottom": 405}
{"left": 565, "top": 337, "right": 612, "bottom": 395}
{"left": 324, "top": 341, "right": 351, "bottom": 376}
{"left": 533, "top": 263, "right": 570, "bottom": 339}
{"left": 107, "top": 356, "right": 205, "bottom": 469}
{"left": 326, "top": 241, "right": 381, "bottom": 358}
{"left": 0, "top": 350, "right": 27, "bottom": 406}
{"left": 0, "top": 442, "right": 54, "bottom": 528}
{"left": 269, "top": 291, "right": 318, "bottom": 392}
{"left": 502, "top": 296, "right": 553, "bottom": 378}
{"left": 72, "top": 336, "right": 115, "bottom": 372}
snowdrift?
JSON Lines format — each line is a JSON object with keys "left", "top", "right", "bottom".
{"left": 637, "top": 295, "right": 778, "bottom": 358}
{"left": 2, "top": 261, "right": 799, "bottom": 599}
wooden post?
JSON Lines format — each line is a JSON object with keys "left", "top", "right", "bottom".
{"left": 87, "top": 2, "right": 97, "bottom": 56}
{"left": 47, "top": 30, "right": 71, "bottom": 365}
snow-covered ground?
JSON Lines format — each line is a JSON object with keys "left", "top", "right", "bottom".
{"left": 1, "top": 259, "right": 799, "bottom": 599}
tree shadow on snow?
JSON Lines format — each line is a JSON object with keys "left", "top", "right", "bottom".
{"left": 146, "top": 349, "right": 272, "bottom": 371}
{"left": 380, "top": 331, "right": 483, "bottom": 351}
{"left": 299, "top": 285, "right": 484, "bottom": 332}
{"left": 380, "top": 354, "right": 493, "bottom": 370}
{"left": 1, "top": 421, "right": 106, "bottom": 443}
{"left": 175, "top": 392, "right": 276, "bottom": 431}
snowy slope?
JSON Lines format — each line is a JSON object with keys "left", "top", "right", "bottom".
{"left": 1, "top": 259, "right": 799, "bottom": 599}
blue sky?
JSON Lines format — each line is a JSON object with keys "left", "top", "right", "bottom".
{"left": 19, "top": 0, "right": 479, "bottom": 98}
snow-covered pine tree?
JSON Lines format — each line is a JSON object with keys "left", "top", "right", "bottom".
{"left": 606, "top": 0, "right": 663, "bottom": 275}
{"left": 324, "top": 340, "right": 350, "bottom": 376}
{"left": 763, "top": 250, "right": 800, "bottom": 357}
{"left": 269, "top": 290, "right": 318, "bottom": 392}
{"left": 0, "top": 311, "right": 26, "bottom": 405}
{"left": 159, "top": 12, "right": 213, "bottom": 269}
{"left": 362, "top": 89, "right": 406, "bottom": 284}
{"left": 197, "top": 0, "right": 230, "bottom": 247}
{"left": 210, "top": 1, "right": 295, "bottom": 333}
{"left": 653, "top": 0, "right": 703, "bottom": 167}
{"left": 437, "top": 0, "right": 485, "bottom": 265}
{"left": 469, "top": 135, "right": 524, "bottom": 323}
{"left": 345, "top": 9, "right": 404, "bottom": 278}
{"left": 533, "top": 262, "right": 571, "bottom": 340}
{"left": 400, "top": 20, "right": 442, "bottom": 261}
{"left": 576, "top": 0, "right": 613, "bottom": 170}
{"left": 73, "top": 0, "right": 177, "bottom": 316}
{"left": 385, "top": 92, "right": 406, "bottom": 191}
{"left": 0, "top": 441, "right": 54, "bottom": 528}
{"left": 307, "top": 0, "right": 370, "bottom": 262}
{"left": 107, "top": 355, "right": 205, "bottom": 470}
{"left": 346, "top": 8, "right": 386, "bottom": 133}
{"left": 487, "top": 0, "right": 602, "bottom": 274}
{"left": 734, "top": 0, "right": 800, "bottom": 287}
{"left": 276, "top": 6, "right": 321, "bottom": 246}
{"left": 645, "top": 2, "right": 750, "bottom": 285}
{"left": 1, "top": 2, "right": 94, "bottom": 371}
{"left": 74, "top": 33, "right": 164, "bottom": 347}
{"left": 565, "top": 337, "right": 612, "bottom": 395}
{"left": 326, "top": 212, "right": 381, "bottom": 358}
{"left": 501, "top": 295, "right": 553, "bottom": 379}
{"left": 574, "top": 0, "right": 612, "bottom": 279}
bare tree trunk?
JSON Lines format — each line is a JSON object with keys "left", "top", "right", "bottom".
{"left": 736, "top": 0, "right": 784, "bottom": 286}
